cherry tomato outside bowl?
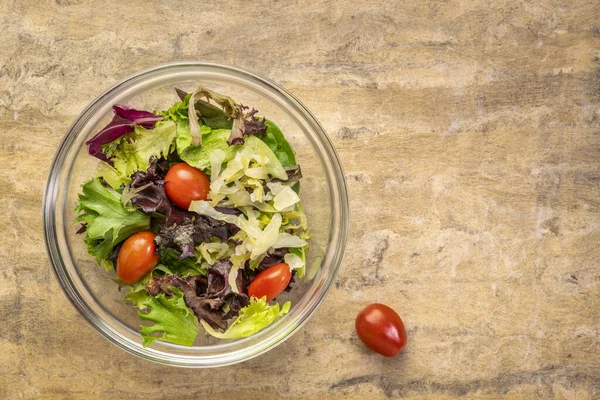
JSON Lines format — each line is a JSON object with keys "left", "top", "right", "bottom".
{"left": 355, "top": 303, "right": 407, "bottom": 357}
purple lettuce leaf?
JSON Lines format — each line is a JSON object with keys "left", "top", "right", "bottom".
{"left": 146, "top": 266, "right": 249, "bottom": 330}
{"left": 85, "top": 115, "right": 134, "bottom": 162}
{"left": 146, "top": 274, "right": 228, "bottom": 329}
{"left": 126, "top": 159, "right": 239, "bottom": 258}
{"left": 228, "top": 104, "right": 268, "bottom": 146}
{"left": 113, "top": 104, "right": 164, "bottom": 128}
{"left": 257, "top": 248, "right": 289, "bottom": 270}
{"left": 206, "top": 260, "right": 247, "bottom": 298}
{"left": 154, "top": 216, "right": 238, "bottom": 259}
{"left": 85, "top": 105, "right": 163, "bottom": 163}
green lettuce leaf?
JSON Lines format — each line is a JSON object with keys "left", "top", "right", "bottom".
{"left": 179, "top": 129, "right": 240, "bottom": 171}
{"left": 160, "top": 96, "right": 190, "bottom": 122}
{"left": 261, "top": 120, "right": 296, "bottom": 167}
{"left": 175, "top": 121, "right": 213, "bottom": 156}
{"left": 175, "top": 119, "right": 193, "bottom": 154}
{"left": 108, "top": 120, "right": 177, "bottom": 177}
{"left": 131, "top": 121, "right": 177, "bottom": 169}
{"left": 200, "top": 297, "right": 290, "bottom": 339}
{"left": 122, "top": 274, "right": 154, "bottom": 310}
{"left": 123, "top": 274, "right": 153, "bottom": 310}
{"left": 159, "top": 248, "right": 207, "bottom": 276}
{"left": 95, "top": 162, "right": 131, "bottom": 189}
{"left": 124, "top": 288, "right": 151, "bottom": 310}
{"left": 75, "top": 178, "right": 150, "bottom": 263}
{"left": 139, "top": 288, "right": 200, "bottom": 347}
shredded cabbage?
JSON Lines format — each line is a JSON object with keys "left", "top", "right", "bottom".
{"left": 190, "top": 201, "right": 303, "bottom": 262}
{"left": 284, "top": 252, "right": 304, "bottom": 270}
{"left": 266, "top": 182, "right": 286, "bottom": 196}
{"left": 273, "top": 233, "right": 307, "bottom": 249}
{"left": 273, "top": 186, "right": 300, "bottom": 211}
{"left": 209, "top": 149, "right": 225, "bottom": 182}
{"left": 197, "top": 242, "right": 230, "bottom": 265}
{"left": 188, "top": 201, "right": 240, "bottom": 226}
{"left": 228, "top": 263, "right": 242, "bottom": 293}
{"left": 250, "top": 213, "right": 282, "bottom": 260}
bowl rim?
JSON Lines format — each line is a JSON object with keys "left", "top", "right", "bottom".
{"left": 43, "top": 61, "right": 349, "bottom": 367}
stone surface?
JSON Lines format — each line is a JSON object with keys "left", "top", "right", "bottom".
{"left": 1, "top": 0, "right": 599, "bottom": 398}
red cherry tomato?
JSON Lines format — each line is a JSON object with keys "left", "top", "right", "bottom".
{"left": 116, "top": 231, "right": 160, "bottom": 284}
{"left": 248, "top": 263, "right": 292, "bottom": 302}
{"left": 355, "top": 303, "right": 407, "bottom": 357}
{"left": 164, "top": 163, "right": 210, "bottom": 209}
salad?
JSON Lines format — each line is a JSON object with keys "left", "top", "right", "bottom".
{"left": 75, "top": 85, "right": 310, "bottom": 346}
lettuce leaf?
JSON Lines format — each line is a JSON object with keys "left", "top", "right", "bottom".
{"left": 85, "top": 105, "right": 163, "bottom": 163}
{"left": 95, "top": 162, "right": 131, "bottom": 189}
{"left": 160, "top": 95, "right": 190, "bottom": 123}
{"left": 113, "top": 105, "right": 164, "bottom": 126}
{"left": 139, "top": 288, "right": 200, "bottom": 347}
{"left": 133, "top": 121, "right": 177, "bottom": 168}
{"left": 108, "top": 120, "right": 177, "bottom": 177}
{"left": 175, "top": 119, "right": 193, "bottom": 154}
{"left": 261, "top": 120, "right": 296, "bottom": 167}
{"left": 159, "top": 248, "right": 207, "bottom": 276}
{"left": 154, "top": 215, "right": 238, "bottom": 259}
{"left": 200, "top": 297, "right": 290, "bottom": 339}
{"left": 75, "top": 178, "right": 150, "bottom": 263}
{"left": 145, "top": 269, "right": 248, "bottom": 331}
{"left": 179, "top": 129, "right": 240, "bottom": 171}
{"left": 123, "top": 287, "right": 151, "bottom": 310}
{"left": 177, "top": 86, "right": 267, "bottom": 146}
{"left": 123, "top": 274, "right": 153, "bottom": 310}
{"left": 173, "top": 87, "right": 233, "bottom": 130}
{"left": 185, "top": 86, "right": 236, "bottom": 146}
{"left": 228, "top": 106, "right": 267, "bottom": 146}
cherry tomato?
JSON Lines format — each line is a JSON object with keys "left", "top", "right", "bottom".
{"left": 355, "top": 303, "right": 407, "bottom": 357}
{"left": 248, "top": 263, "right": 292, "bottom": 302}
{"left": 116, "top": 231, "right": 160, "bottom": 284}
{"left": 164, "top": 163, "right": 210, "bottom": 209}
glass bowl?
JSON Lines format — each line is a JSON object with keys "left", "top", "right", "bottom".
{"left": 43, "top": 62, "right": 349, "bottom": 367}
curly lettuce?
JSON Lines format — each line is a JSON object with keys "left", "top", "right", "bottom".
{"left": 85, "top": 105, "right": 163, "bottom": 163}
{"left": 95, "top": 162, "right": 131, "bottom": 189}
{"left": 107, "top": 121, "right": 177, "bottom": 177}
{"left": 139, "top": 288, "right": 200, "bottom": 347}
{"left": 75, "top": 178, "right": 150, "bottom": 266}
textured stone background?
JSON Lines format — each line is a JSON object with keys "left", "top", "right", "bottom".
{"left": 1, "top": 0, "right": 600, "bottom": 399}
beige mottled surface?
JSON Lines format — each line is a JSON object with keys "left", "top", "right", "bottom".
{"left": 1, "top": 0, "right": 600, "bottom": 398}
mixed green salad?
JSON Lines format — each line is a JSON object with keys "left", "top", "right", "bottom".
{"left": 76, "top": 86, "right": 310, "bottom": 346}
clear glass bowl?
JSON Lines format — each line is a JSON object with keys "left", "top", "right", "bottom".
{"left": 43, "top": 62, "right": 349, "bottom": 367}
